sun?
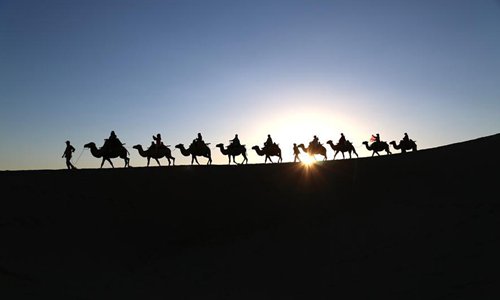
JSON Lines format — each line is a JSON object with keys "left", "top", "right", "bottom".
{"left": 301, "top": 154, "right": 316, "bottom": 167}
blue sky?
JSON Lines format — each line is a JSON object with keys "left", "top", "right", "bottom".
{"left": 1, "top": 0, "right": 499, "bottom": 170}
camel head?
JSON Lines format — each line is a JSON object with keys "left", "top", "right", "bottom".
{"left": 132, "top": 144, "right": 142, "bottom": 150}
{"left": 297, "top": 143, "right": 305, "bottom": 148}
{"left": 390, "top": 141, "right": 396, "bottom": 145}
{"left": 362, "top": 141, "right": 368, "bottom": 145}
{"left": 326, "top": 140, "right": 333, "bottom": 145}
{"left": 215, "top": 143, "right": 224, "bottom": 148}
{"left": 251, "top": 145, "right": 259, "bottom": 150}
{"left": 175, "top": 144, "right": 184, "bottom": 149}
{"left": 84, "top": 142, "right": 96, "bottom": 149}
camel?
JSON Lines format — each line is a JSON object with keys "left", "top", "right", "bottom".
{"left": 326, "top": 140, "right": 358, "bottom": 159}
{"left": 362, "top": 141, "right": 392, "bottom": 156}
{"left": 175, "top": 142, "right": 212, "bottom": 165}
{"left": 216, "top": 143, "right": 248, "bottom": 165}
{"left": 390, "top": 140, "right": 417, "bottom": 153}
{"left": 252, "top": 144, "right": 282, "bottom": 163}
{"left": 132, "top": 144, "right": 175, "bottom": 166}
{"left": 297, "top": 143, "right": 327, "bottom": 161}
{"left": 84, "top": 142, "right": 130, "bottom": 168}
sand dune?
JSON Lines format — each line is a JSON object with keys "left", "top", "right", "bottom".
{"left": 1, "top": 134, "right": 499, "bottom": 299}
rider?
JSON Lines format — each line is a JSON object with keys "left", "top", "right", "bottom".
{"left": 153, "top": 133, "right": 162, "bottom": 151}
{"left": 229, "top": 134, "right": 241, "bottom": 149}
{"left": 106, "top": 131, "right": 122, "bottom": 149}
{"left": 402, "top": 132, "right": 410, "bottom": 144}
{"left": 370, "top": 133, "right": 380, "bottom": 144}
{"left": 338, "top": 133, "right": 346, "bottom": 146}
{"left": 195, "top": 132, "right": 204, "bottom": 146}
{"left": 310, "top": 135, "right": 320, "bottom": 150}
{"left": 264, "top": 134, "right": 273, "bottom": 149}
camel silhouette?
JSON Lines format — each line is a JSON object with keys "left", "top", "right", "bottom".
{"left": 390, "top": 140, "right": 417, "bottom": 153}
{"left": 84, "top": 142, "right": 130, "bottom": 168}
{"left": 362, "top": 141, "right": 392, "bottom": 156}
{"left": 175, "top": 142, "right": 212, "bottom": 165}
{"left": 326, "top": 140, "right": 358, "bottom": 159}
{"left": 297, "top": 143, "right": 327, "bottom": 161}
{"left": 252, "top": 144, "right": 282, "bottom": 163}
{"left": 216, "top": 143, "right": 248, "bottom": 165}
{"left": 132, "top": 144, "right": 175, "bottom": 166}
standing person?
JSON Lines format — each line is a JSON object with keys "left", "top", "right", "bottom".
{"left": 62, "top": 140, "right": 77, "bottom": 170}
{"left": 293, "top": 143, "right": 301, "bottom": 163}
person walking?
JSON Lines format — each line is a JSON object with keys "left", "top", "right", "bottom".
{"left": 62, "top": 140, "right": 77, "bottom": 170}
{"left": 293, "top": 143, "right": 301, "bottom": 163}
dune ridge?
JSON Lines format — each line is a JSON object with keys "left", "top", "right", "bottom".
{"left": 1, "top": 133, "right": 499, "bottom": 299}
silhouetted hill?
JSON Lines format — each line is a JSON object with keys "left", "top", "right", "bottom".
{"left": 1, "top": 134, "right": 499, "bottom": 299}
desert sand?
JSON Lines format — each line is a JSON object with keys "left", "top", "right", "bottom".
{"left": 1, "top": 134, "right": 499, "bottom": 299}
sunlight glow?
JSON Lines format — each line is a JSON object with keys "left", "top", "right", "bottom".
{"left": 301, "top": 154, "right": 316, "bottom": 166}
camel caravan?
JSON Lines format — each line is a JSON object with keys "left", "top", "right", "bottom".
{"left": 76, "top": 131, "right": 417, "bottom": 169}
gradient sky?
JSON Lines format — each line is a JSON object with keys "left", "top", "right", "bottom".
{"left": 1, "top": 0, "right": 499, "bottom": 170}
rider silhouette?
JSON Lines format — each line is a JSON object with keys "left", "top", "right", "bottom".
{"left": 338, "top": 133, "right": 346, "bottom": 146}
{"left": 153, "top": 133, "right": 162, "bottom": 147}
{"left": 310, "top": 135, "right": 320, "bottom": 150}
{"left": 194, "top": 133, "right": 204, "bottom": 147}
{"left": 229, "top": 134, "right": 241, "bottom": 149}
{"left": 370, "top": 133, "right": 380, "bottom": 144}
{"left": 402, "top": 132, "right": 410, "bottom": 143}
{"left": 264, "top": 134, "right": 273, "bottom": 149}
{"left": 62, "top": 140, "right": 77, "bottom": 170}
{"left": 106, "top": 131, "right": 122, "bottom": 149}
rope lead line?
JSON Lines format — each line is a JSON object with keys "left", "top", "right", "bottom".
{"left": 73, "top": 148, "right": 86, "bottom": 165}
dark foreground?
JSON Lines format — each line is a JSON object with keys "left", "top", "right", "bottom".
{"left": 1, "top": 134, "right": 499, "bottom": 299}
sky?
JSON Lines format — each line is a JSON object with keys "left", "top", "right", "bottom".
{"left": 1, "top": 0, "right": 499, "bottom": 170}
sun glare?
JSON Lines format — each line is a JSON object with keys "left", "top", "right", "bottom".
{"left": 301, "top": 154, "right": 316, "bottom": 167}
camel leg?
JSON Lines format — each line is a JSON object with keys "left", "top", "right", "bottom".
{"left": 171, "top": 157, "right": 175, "bottom": 166}
{"left": 100, "top": 158, "right": 106, "bottom": 168}
{"left": 147, "top": 157, "right": 150, "bottom": 167}
{"left": 268, "top": 156, "right": 273, "bottom": 163}
{"left": 155, "top": 158, "right": 161, "bottom": 166}
{"left": 108, "top": 158, "right": 115, "bottom": 168}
